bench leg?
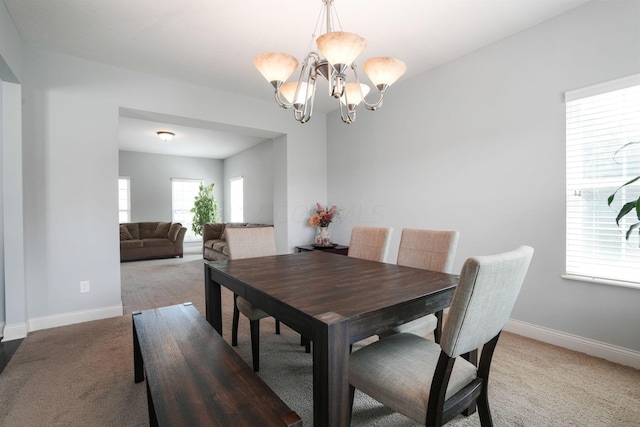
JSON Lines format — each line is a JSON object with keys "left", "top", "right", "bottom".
{"left": 250, "top": 319, "right": 260, "bottom": 372}
{"left": 232, "top": 294, "right": 240, "bottom": 346}
{"left": 275, "top": 319, "right": 281, "bottom": 334}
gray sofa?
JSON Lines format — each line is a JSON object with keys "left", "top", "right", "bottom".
{"left": 120, "top": 221, "right": 187, "bottom": 262}
{"left": 203, "top": 222, "right": 273, "bottom": 261}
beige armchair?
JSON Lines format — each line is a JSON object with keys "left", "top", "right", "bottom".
{"left": 381, "top": 228, "right": 460, "bottom": 342}
{"left": 347, "top": 226, "right": 393, "bottom": 262}
{"left": 349, "top": 246, "right": 534, "bottom": 426}
{"left": 225, "top": 227, "right": 279, "bottom": 372}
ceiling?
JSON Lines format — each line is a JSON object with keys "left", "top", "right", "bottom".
{"left": 4, "top": 0, "right": 591, "bottom": 158}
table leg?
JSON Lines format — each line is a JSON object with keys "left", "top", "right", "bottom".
{"left": 313, "top": 312, "right": 349, "bottom": 427}
{"left": 204, "top": 264, "right": 223, "bottom": 335}
{"left": 132, "top": 311, "right": 144, "bottom": 383}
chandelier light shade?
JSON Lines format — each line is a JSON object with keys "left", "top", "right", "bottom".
{"left": 253, "top": 53, "right": 299, "bottom": 88}
{"left": 254, "top": 0, "right": 406, "bottom": 124}
{"left": 316, "top": 31, "right": 366, "bottom": 69}
{"left": 279, "top": 81, "right": 312, "bottom": 105}
{"left": 156, "top": 131, "right": 175, "bottom": 141}
{"left": 340, "top": 83, "right": 370, "bottom": 107}
{"left": 363, "top": 57, "right": 408, "bottom": 88}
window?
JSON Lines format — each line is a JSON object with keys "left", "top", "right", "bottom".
{"left": 118, "top": 177, "right": 131, "bottom": 223}
{"left": 230, "top": 177, "right": 244, "bottom": 223}
{"left": 172, "top": 178, "right": 203, "bottom": 242}
{"left": 565, "top": 74, "right": 640, "bottom": 287}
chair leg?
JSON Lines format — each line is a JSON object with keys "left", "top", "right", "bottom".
{"left": 275, "top": 319, "right": 281, "bottom": 334}
{"left": 462, "top": 349, "right": 478, "bottom": 416}
{"left": 250, "top": 319, "right": 260, "bottom": 372}
{"left": 232, "top": 294, "right": 240, "bottom": 346}
{"left": 348, "top": 385, "right": 356, "bottom": 425}
{"left": 477, "top": 388, "right": 493, "bottom": 427}
{"left": 434, "top": 310, "right": 443, "bottom": 343}
{"left": 305, "top": 337, "right": 311, "bottom": 353}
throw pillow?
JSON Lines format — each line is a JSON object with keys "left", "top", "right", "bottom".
{"left": 168, "top": 223, "right": 182, "bottom": 242}
{"left": 153, "top": 222, "right": 171, "bottom": 238}
{"left": 120, "top": 225, "right": 133, "bottom": 241}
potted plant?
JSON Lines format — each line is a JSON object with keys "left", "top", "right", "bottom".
{"left": 190, "top": 183, "right": 221, "bottom": 237}
{"left": 607, "top": 141, "right": 640, "bottom": 245}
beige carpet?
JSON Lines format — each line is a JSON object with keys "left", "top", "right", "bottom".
{"left": 0, "top": 253, "right": 638, "bottom": 426}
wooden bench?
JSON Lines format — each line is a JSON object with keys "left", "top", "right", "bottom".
{"left": 133, "top": 302, "right": 302, "bottom": 427}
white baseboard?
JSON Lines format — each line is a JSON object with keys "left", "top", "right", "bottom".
{"left": 2, "top": 322, "right": 28, "bottom": 341}
{"left": 505, "top": 319, "right": 640, "bottom": 370}
{"left": 27, "top": 304, "right": 124, "bottom": 333}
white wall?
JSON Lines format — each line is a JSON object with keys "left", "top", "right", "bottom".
{"left": 119, "top": 150, "right": 223, "bottom": 224}
{"left": 327, "top": 0, "right": 640, "bottom": 356}
{"left": 223, "top": 140, "right": 275, "bottom": 226}
{"left": 19, "top": 47, "right": 327, "bottom": 330}
{"left": 0, "top": 1, "right": 26, "bottom": 339}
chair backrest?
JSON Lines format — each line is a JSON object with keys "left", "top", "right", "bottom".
{"left": 440, "top": 245, "right": 534, "bottom": 358}
{"left": 348, "top": 226, "right": 393, "bottom": 262}
{"left": 225, "top": 227, "right": 276, "bottom": 260}
{"left": 396, "top": 228, "right": 460, "bottom": 273}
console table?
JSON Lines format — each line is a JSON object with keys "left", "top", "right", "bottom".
{"left": 295, "top": 244, "right": 349, "bottom": 256}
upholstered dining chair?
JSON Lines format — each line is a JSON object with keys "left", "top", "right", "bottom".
{"left": 225, "top": 226, "right": 279, "bottom": 372}
{"left": 347, "top": 226, "right": 393, "bottom": 262}
{"left": 381, "top": 228, "right": 460, "bottom": 342}
{"left": 349, "top": 245, "right": 534, "bottom": 426}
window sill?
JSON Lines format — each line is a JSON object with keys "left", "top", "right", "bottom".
{"left": 561, "top": 274, "right": 640, "bottom": 290}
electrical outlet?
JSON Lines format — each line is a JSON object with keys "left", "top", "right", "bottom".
{"left": 80, "top": 281, "right": 90, "bottom": 293}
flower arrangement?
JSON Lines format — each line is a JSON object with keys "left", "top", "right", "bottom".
{"left": 309, "top": 203, "right": 339, "bottom": 228}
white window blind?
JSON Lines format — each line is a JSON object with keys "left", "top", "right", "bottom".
{"left": 118, "top": 177, "right": 131, "bottom": 223}
{"left": 230, "top": 177, "right": 244, "bottom": 223}
{"left": 565, "top": 74, "right": 640, "bottom": 287}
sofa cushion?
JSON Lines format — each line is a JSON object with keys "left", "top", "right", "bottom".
{"left": 153, "top": 222, "right": 171, "bottom": 238}
{"left": 139, "top": 222, "right": 159, "bottom": 239}
{"left": 204, "top": 239, "right": 223, "bottom": 250}
{"left": 143, "top": 238, "right": 173, "bottom": 248}
{"left": 120, "top": 224, "right": 133, "bottom": 241}
{"left": 122, "top": 223, "right": 140, "bottom": 239}
{"left": 120, "top": 239, "right": 143, "bottom": 249}
{"left": 168, "top": 223, "right": 182, "bottom": 242}
{"left": 212, "top": 240, "right": 228, "bottom": 254}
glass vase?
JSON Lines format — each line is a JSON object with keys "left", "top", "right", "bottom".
{"left": 315, "top": 226, "right": 332, "bottom": 247}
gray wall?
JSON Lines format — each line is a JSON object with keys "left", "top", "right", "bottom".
{"left": 327, "top": 0, "right": 640, "bottom": 352}
{"left": 14, "top": 43, "right": 326, "bottom": 333}
{"left": 0, "top": 0, "right": 25, "bottom": 337}
{"left": 223, "top": 140, "right": 274, "bottom": 225}
{"left": 118, "top": 150, "right": 223, "bottom": 224}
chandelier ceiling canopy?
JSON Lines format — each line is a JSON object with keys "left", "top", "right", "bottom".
{"left": 253, "top": 0, "right": 406, "bottom": 124}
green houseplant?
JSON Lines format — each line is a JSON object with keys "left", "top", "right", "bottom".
{"left": 190, "top": 183, "right": 221, "bottom": 237}
{"left": 607, "top": 142, "right": 640, "bottom": 244}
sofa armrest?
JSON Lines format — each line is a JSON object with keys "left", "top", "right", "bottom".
{"left": 174, "top": 227, "right": 187, "bottom": 244}
{"left": 168, "top": 223, "right": 187, "bottom": 243}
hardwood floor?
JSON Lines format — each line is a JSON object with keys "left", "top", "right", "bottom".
{"left": 0, "top": 339, "right": 23, "bottom": 374}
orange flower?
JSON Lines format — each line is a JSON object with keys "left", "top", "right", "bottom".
{"left": 309, "top": 203, "right": 340, "bottom": 227}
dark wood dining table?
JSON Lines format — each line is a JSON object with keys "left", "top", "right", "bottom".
{"left": 204, "top": 250, "right": 458, "bottom": 427}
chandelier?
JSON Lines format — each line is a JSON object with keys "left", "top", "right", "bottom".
{"left": 253, "top": 0, "right": 406, "bottom": 124}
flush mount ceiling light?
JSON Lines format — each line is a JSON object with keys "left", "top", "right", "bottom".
{"left": 254, "top": 0, "right": 406, "bottom": 124}
{"left": 156, "top": 131, "right": 175, "bottom": 141}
